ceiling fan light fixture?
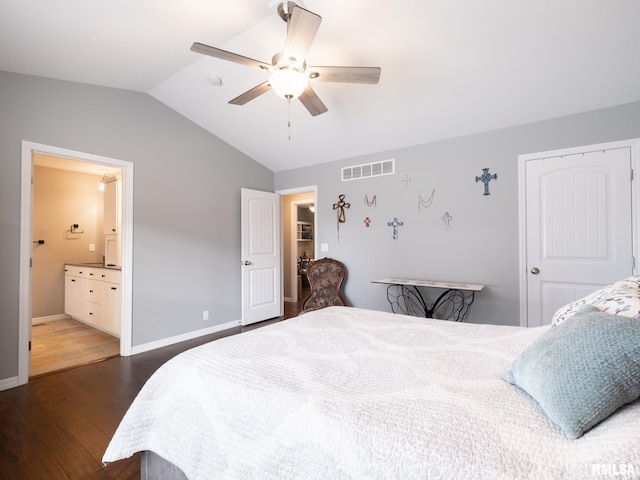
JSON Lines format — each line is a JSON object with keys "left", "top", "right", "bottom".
{"left": 191, "top": 1, "right": 380, "bottom": 117}
{"left": 269, "top": 69, "right": 308, "bottom": 99}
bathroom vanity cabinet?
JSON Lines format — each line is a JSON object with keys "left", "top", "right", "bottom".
{"left": 64, "top": 264, "right": 121, "bottom": 337}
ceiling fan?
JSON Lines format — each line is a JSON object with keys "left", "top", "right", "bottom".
{"left": 191, "top": 1, "right": 381, "bottom": 117}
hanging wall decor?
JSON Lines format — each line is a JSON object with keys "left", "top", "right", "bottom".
{"left": 401, "top": 174, "right": 411, "bottom": 186}
{"left": 475, "top": 167, "right": 498, "bottom": 195}
{"left": 387, "top": 217, "right": 404, "bottom": 239}
{"left": 418, "top": 189, "right": 435, "bottom": 211}
{"left": 441, "top": 212, "right": 453, "bottom": 229}
{"left": 332, "top": 194, "right": 351, "bottom": 242}
{"left": 364, "top": 217, "right": 372, "bottom": 227}
{"left": 364, "top": 194, "right": 377, "bottom": 207}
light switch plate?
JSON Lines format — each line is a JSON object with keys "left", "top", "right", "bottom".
{"left": 89, "top": 243, "right": 95, "bottom": 251}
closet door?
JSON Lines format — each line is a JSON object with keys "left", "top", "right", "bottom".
{"left": 521, "top": 143, "right": 634, "bottom": 326}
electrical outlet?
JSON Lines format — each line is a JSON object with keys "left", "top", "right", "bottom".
{"left": 89, "top": 243, "right": 95, "bottom": 252}
{"left": 321, "top": 243, "right": 329, "bottom": 252}
{"left": 203, "top": 310, "right": 209, "bottom": 321}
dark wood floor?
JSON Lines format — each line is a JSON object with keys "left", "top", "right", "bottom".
{"left": 0, "top": 300, "right": 304, "bottom": 479}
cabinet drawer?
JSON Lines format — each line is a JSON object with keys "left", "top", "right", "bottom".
{"left": 65, "top": 265, "right": 86, "bottom": 277}
{"left": 86, "top": 281, "right": 104, "bottom": 303}
{"left": 84, "top": 301, "right": 102, "bottom": 327}
{"left": 97, "top": 269, "right": 121, "bottom": 284}
{"left": 85, "top": 267, "right": 104, "bottom": 280}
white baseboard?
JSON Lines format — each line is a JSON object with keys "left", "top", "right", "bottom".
{"left": 0, "top": 376, "right": 19, "bottom": 392}
{"left": 130, "top": 319, "right": 242, "bottom": 356}
{"left": 32, "top": 313, "right": 70, "bottom": 325}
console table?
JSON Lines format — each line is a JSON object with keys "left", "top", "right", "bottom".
{"left": 372, "top": 278, "right": 485, "bottom": 321}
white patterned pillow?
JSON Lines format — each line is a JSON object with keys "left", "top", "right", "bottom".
{"left": 551, "top": 276, "right": 640, "bottom": 327}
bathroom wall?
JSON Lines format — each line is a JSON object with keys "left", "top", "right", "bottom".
{"left": 32, "top": 165, "right": 105, "bottom": 319}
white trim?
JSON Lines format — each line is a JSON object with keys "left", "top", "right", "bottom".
{"left": 18, "top": 141, "right": 134, "bottom": 387}
{"left": 32, "top": 314, "right": 69, "bottom": 325}
{"left": 518, "top": 138, "right": 640, "bottom": 327}
{"left": 276, "top": 186, "right": 317, "bottom": 304}
{"left": 18, "top": 149, "right": 33, "bottom": 385}
{"left": 130, "top": 320, "right": 241, "bottom": 355}
{"left": 0, "top": 376, "right": 19, "bottom": 392}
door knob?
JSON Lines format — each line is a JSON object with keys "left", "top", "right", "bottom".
{"left": 530, "top": 267, "right": 540, "bottom": 274}
{"left": 242, "top": 260, "right": 251, "bottom": 266}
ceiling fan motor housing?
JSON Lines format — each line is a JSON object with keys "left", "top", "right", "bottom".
{"left": 272, "top": 52, "right": 305, "bottom": 72}
{"left": 277, "top": 1, "right": 299, "bottom": 22}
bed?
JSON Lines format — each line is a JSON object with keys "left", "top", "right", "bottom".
{"left": 103, "top": 305, "right": 640, "bottom": 479}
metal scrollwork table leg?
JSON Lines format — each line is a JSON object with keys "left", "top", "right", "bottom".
{"left": 385, "top": 285, "right": 476, "bottom": 322}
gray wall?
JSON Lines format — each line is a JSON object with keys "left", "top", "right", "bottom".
{"left": 275, "top": 101, "right": 640, "bottom": 325}
{"left": 0, "top": 71, "right": 273, "bottom": 381}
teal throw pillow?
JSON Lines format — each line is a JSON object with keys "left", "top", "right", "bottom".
{"left": 503, "top": 305, "right": 640, "bottom": 439}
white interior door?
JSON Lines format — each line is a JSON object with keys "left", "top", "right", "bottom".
{"left": 521, "top": 143, "right": 635, "bottom": 326}
{"left": 241, "top": 188, "right": 282, "bottom": 325}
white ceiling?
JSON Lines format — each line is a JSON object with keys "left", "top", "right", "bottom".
{"left": 2, "top": 0, "right": 640, "bottom": 172}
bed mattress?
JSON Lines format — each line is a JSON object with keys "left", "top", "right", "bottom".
{"left": 103, "top": 306, "right": 640, "bottom": 479}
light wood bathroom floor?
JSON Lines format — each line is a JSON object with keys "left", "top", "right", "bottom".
{"left": 30, "top": 317, "right": 120, "bottom": 378}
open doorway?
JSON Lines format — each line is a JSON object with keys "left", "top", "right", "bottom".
{"left": 18, "top": 141, "right": 134, "bottom": 386}
{"left": 294, "top": 202, "right": 315, "bottom": 305}
{"left": 30, "top": 154, "right": 122, "bottom": 377}
{"left": 278, "top": 187, "right": 317, "bottom": 309}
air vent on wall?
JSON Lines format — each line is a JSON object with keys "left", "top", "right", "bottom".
{"left": 342, "top": 159, "right": 395, "bottom": 182}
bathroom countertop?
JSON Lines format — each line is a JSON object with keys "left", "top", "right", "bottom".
{"left": 66, "top": 262, "right": 121, "bottom": 270}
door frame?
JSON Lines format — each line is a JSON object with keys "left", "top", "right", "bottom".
{"left": 18, "top": 141, "right": 134, "bottom": 386}
{"left": 518, "top": 138, "right": 640, "bottom": 327}
{"left": 276, "top": 186, "right": 318, "bottom": 303}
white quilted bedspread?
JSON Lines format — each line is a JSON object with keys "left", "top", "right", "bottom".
{"left": 103, "top": 307, "right": 640, "bottom": 479}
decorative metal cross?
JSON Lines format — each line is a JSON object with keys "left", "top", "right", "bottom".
{"left": 475, "top": 168, "right": 498, "bottom": 195}
{"left": 387, "top": 217, "right": 404, "bottom": 239}
{"left": 364, "top": 217, "right": 371, "bottom": 227}
{"left": 441, "top": 212, "right": 453, "bottom": 229}
{"left": 333, "top": 194, "right": 350, "bottom": 223}
{"left": 332, "top": 194, "right": 350, "bottom": 242}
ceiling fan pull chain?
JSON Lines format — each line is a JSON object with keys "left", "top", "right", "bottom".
{"left": 287, "top": 94, "right": 292, "bottom": 141}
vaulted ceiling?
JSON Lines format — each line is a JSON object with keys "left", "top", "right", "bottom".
{"left": 2, "top": 0, "right": 639, "bottom": 171}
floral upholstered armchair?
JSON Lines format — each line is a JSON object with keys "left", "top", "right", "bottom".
{"left": 301, "top": 258, "right": 347, "bottom": 313}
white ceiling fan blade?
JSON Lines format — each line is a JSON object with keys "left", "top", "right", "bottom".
{"left": 229, "top": 81, "right": 272, "bottom": 105}
{"left": 281, "top": 4, "right": 321, "bottom": 67}
{"left": 298, "top": 85, "right": 328, "bottom": 116}
{"left": 308, "top": 66, "right": 381, "bottom": 84}
{"left": 191, "top": 42, "right": 270, "bottom": 70}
